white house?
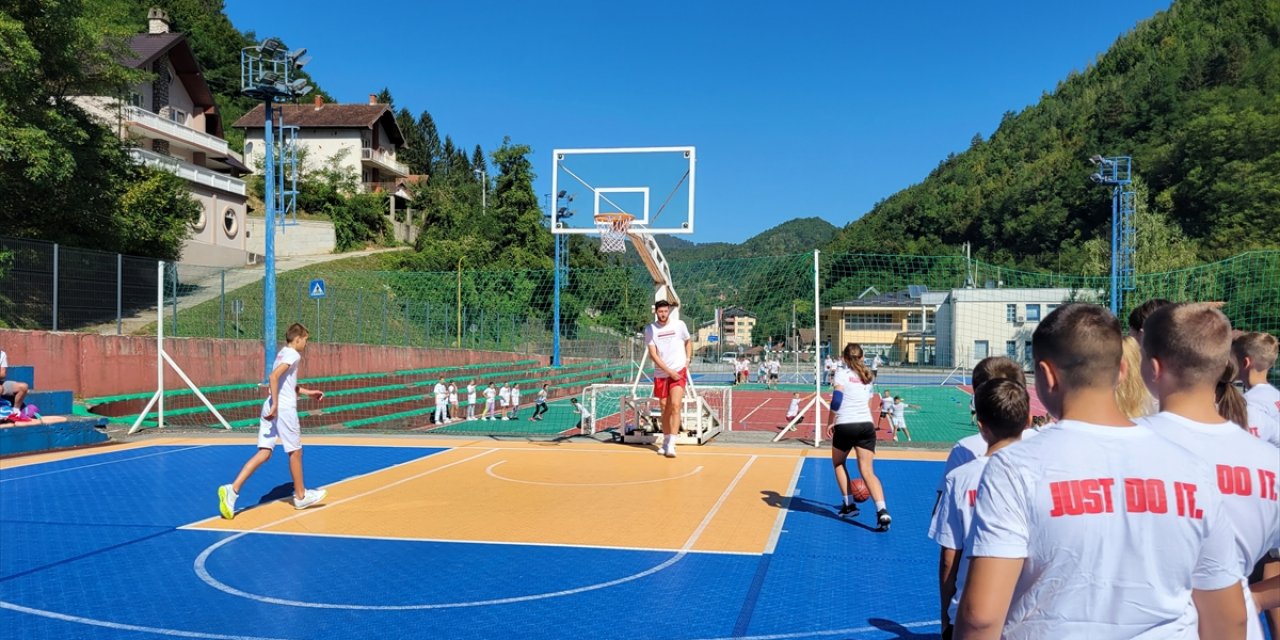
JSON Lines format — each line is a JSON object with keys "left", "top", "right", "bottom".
{"left": 935, "top": 287, "right": 1101, "bottom": 369}
{"left": 75, "top": 8, "right": 252, "bottom": 267}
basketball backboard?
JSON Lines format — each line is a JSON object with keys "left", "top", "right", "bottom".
{"left": 550, "top": 146, "right": 695, "bottom": 235}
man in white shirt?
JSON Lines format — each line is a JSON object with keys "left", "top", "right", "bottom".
{"left": 956, "top": 303, "right": 1245, "bottom": 640}
{"left": 432, "top": 378, "right": 448, "bottom": 424}
{"left": 0, "top": 349, "right": 28, "bottom": 409}
{"left": 1138, "top": 303, "right": 1280, "bottom": 640}
{"left": 1233, "top": 332, "right": 1280, "bottom": 448}
{"left": 824, "top": 355, "right": 837, "bottom": 386}
{"left": 645, "top": 300, "right": 691, "bottom": 458}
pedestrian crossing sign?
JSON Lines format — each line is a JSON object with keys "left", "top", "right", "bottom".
{"left": 309, "top": 279, "right": 326, "bottom": 299}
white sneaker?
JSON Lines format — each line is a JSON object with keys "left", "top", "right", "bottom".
{"left": 293, "top": 488, "right": 327, "bottom": 510}
{"left": 218, "top": 484, "right": 238, "bottom": 520}
{"left": 664, "top": 446, "right": 677, "bottom": 459}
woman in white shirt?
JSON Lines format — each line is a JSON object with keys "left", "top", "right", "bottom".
{"left": 829, "top": 342, "right": 892, "bottom": 531}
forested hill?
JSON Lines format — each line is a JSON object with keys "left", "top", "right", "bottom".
{"left": 827, "top": 0, "right": 1280, "bottom": 274}
{"left": 655, "top": 217, "right": 837, "bottom": 262}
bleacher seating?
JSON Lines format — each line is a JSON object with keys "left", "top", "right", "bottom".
{"left": 1, "top": 362, "right": 108, "bottom": 456}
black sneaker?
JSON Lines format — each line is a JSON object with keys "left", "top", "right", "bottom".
{"left": 876, "top": 509, "right": 892, "bottom": 532}
{"left": 838, "top": 503, "right": 859, "bottom": 517}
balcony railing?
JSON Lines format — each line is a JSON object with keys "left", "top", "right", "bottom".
{"left": 128, "top": 147, "right": 246, "bottom": 196}
{"left": 361, "top": 147, "right": 410, "bottom": 177}
{"left": 122, "top": 106, "right": 229, "bottom": 155}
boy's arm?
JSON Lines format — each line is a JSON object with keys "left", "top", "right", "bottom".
{"left": 1192, "top": 583, "right": 1246, "bottom": 640}
{"left": 297, "top": 385, "right": 325, "bottom": 400}
{"left": 954, "top": 557, "right": 1021, "bottom": 639}
{"left": 265, "top": 363, "right": 289, "bottom": 415}
{"left": 939, "top": 547, "right": 959, "bottom": 628}
{"left": 1252, "top": 573, "right": 1279, "bottom": 612}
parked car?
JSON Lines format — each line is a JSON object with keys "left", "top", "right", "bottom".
{"left": 718, "top": 351, "right": 738, "bottom": 363}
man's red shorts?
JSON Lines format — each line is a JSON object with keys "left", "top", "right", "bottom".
{"left": 653, "top": 368, "right": 689, "bottom": 400}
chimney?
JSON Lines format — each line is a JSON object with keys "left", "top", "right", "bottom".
{"left": 147, "top": 7, "right": 170, "bottom": 34}
{"left": 314, "top": 95, "right": 323, "bottom": 110}
{"left": 369, "top": 94, "right": 377, "bottom": 105}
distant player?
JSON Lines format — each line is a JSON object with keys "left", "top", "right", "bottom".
{"left": 218, "top": 323, "right": 326, "bottom": 519}
{"left": 466, "top": 379, "right": 477, "bottom": 420}
{"left": 645, "top": 299, "right": 692, "bottom": 458}
{"left": 498, "top": 382, "right": 511, "bottom": 419}
{"left": 890, "top": 395, "right": 913, "bottom": 442}
{"left": 530, "top": 383, "right": 549, "bottom": 421}
{"left": 1138, "top": 303, "right": 1280, "bottom": 640}
{"left": 870, "top": 352, "right": 882, "bottom": 379}
{"left": 757, "top": 359, "right": 768, "bottom": 385}
{"left": 767, "top": 356, "right": 781, "bottom": 389}
{"left": 432, "top": 378, "right": 448, "bottom": 424}
{"left": 448, "top": 382, "right": 459, "bottom": 421}
{"left": 930, "top": 378, "right": 1029, "bottom": 640}
{"left": 956, "top": 303, "right": 1244, "bottom": 640}
{"left": 783, "top": 392, "right": 802, "bottom": 431}
{"left": 824, "top": 355, "right": 837, "bottom": 386}
{"left": 569, "top": 397, "right": 593, "bottom": 430}
{"left": 876, "top": 389, "right": 893, "bottom": 432}
{"left": 483, "top": 383, "right": 497, "bottom": 420}
{"left": 510, "top": 383, "right": 522, "bottom": 420}
{"left": 828, "top": 342, "right": 891, "bottom": 531}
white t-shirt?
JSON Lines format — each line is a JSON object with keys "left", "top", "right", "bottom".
{"left": 511, "top": 388, "right": 521, "bottom": 406}
{"left": 499, "top": 386, "right": 511, "bottom": 406}
{"left": 574, "top": 403, "right": 592, "bottom": 419}
{"left": 879, "top": 394, "right": 892, "bottom": 413}
{"left": 0, "top": 350, "right": 7, "bottom": 369}
{"left": 269, "top": 347, "right": 302, "bottom": 408}
{"left": 929, "top": 456, "right": 989, "bottom": 624}
{"left": 645, "top": 319, "right": 691, "bottom": 377}
{"left": 1245, "top": 384, "right": 1280, "bottom": 448}
{"left": 935, "top": 428, "right": 1049, "bottom": 492}
{"left": 448, "top": 384, "right": 458, "bottom": 403}
{"left": 892, "top": 400, "right": 907, "bottom": 425}
{"left": 786, "top": 398, "right": 800, "bottom": 418}
{"left": 768, "top": 360, "right": 780, "bottom": 374}
{"left": 831, "top": 365, "right": 874, "bottom": 425}
{"left": 969, "top": 420, "right": 1241, "bottom": 640}
{"left": 467, "top": 384, "right": 477, "bottom": 403}
{"left": 536, "top": 388, "right": 547, "bottom": 403}
{"left": 824, "top": 358, "right": 837, "bottom": 373}
{"left": 433, "top": 382, "right": 447, "bottom": 404}
{"left": 484, "top": 387, "right": 496, "bottom": 401}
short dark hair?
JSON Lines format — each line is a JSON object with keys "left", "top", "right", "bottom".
{"left": 972, "top": 356, "right": 1025, "bottom": 389}
{"left": 285, "top": 322, "right": 309, "bottom": 343}
{"left": 1233, "top": 332, "right": 1279, "bottom": 372}
{"left": 974, "top": 378, "right": 1030, "bottom": 441}
{"left": 1128, "top": 298, "right": 1171, "bottom": 333}
{"left": 1143, "top": 303, "right": 1232, "bottom": 388}
{"left": 1032, "top": 303, "right": 1123, "bottom": 390}
{"left": 654, "top": 300, "right": 672, "bottom": 309}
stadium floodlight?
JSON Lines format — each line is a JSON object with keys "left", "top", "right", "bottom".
{"left": 259, "top": 70, "right": 280, "bottom": 84}
{"left": 286, "top": 78, "right": 311, "bottom": 94}
{"left": 259, "top": 37, "right": 284, "bottom": 57}
{"left": 287, "top": 48, "right": 310, "bottom": 68}
{"left": 1090, "top": 173, "right": 1105, "bottom": 184}
{"left": 1089, "top": 154, "right": 1104, "bottom": 165}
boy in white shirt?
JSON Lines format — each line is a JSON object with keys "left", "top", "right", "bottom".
{"left": 1139, "top": 304, "right": 1280, "bottom": 640}
{"left": 483, "top": 383, "right": 497, "bottom": 420}
{"left": 447, "top": 382, "right": 459, "bottom": 421}
{"left": 956, "top": 303, "right": 1245, "bottom": 640}
{"left": 645, "top": 300, "right": 691, "bottom": 458}
{"left": 891, "top": 395, "right": 913, "bottom": 442}
{"left": 432, "top": 378, "right": 448, "bottom": 424}
{"left": 569, "top": 397, "right": 593, "bottom": 430}
{"left": 218, "top": 323, "right": 327, "bottom": 519}
{"left": 783, "top": 392, "right": 802, "bottom": 431}
{"left": 930, "top": 378, "right": 1029, "bottom": 640}
{"left": 1233, "top": 332, "right": 1280, "bottom": 448}
{"left": 498, "top": 383, "right": 511, "bottom": 419}
{"left": 934, "top": 357, "right": 1027, "bottom": 512}
{"left": 509, "top": 383, "right": 521, "bottom": 420}
{"left": 466, "top": 380, "right": 477, "bottom": 420}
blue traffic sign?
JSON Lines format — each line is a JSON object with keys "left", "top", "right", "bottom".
{"left": 708, "top": 335, "right": 719, "bottom": 343}
{"left": 309, "top": 279, "right": 327, "bottom": 299}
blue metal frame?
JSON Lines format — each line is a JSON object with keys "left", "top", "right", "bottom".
{"left": 1090, "top": 155, "right": 1134, "bottom": 314}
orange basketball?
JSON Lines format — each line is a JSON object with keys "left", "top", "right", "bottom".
{"left": 849, "top": 478, "right": 871, "bottom": 503}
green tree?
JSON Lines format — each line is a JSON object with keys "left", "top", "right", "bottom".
{"left": 116, "top": 168, "right": 202, "bottom": 260}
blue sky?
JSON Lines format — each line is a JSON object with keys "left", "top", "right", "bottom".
{"left": 225, "top": 0, "right": 1173, "bottom": 244}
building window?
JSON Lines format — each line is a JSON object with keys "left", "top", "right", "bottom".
{"left": 192, "top": 204, "right": 207, "bottom": 232}
{"left": 169, "top": 108, "right": 188, "bottom": 125}
{"left": 974, "top": 340, "right": 989, "bottom": 361}
{"left": 128, "top": 92, "right": 144, "bottom": 108}
{"left": 223, "top": 208, "right": 238, "bottom": 237}
{"left": 244, "top": 141, "right": 254, "bottom": 155}
{"left": 907, "top": 311, "right": 933, "bottom": 332}
{"left": 843, "top": 313, "right": 896, "bottom": 331}
{"left": 1025, "top": 341, "right": 1034, "bottom": 365}
{"left": 1026, "top": 304, "right": 1042, "bottom": 322}
{"left": 1006, "top": 341, "right": 1017, "bottom": 358}
{"left": 1007, "top": 304, "right": 1017, "bottom": 324}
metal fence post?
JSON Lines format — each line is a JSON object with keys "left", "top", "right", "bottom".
{"left": 116, "top": 253, "right": 123, "bottom": 335}
{"left": 52, "top": 243, "right": 59, "bottom": 331}
{"left": 219, "top": 270, "right": 226, "bottom": 339}
{"left": 357, "top": 289, "right": 364, "bottom": 343}
{"left": 170, "top": 265, "right": 178, "bottom": 335}
{"left": 381, "top": 291, "right": 388, "bottom": 346}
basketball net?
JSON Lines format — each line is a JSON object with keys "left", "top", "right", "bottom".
{"left": 595, "top": 213, "right": 633, "bottom": 253}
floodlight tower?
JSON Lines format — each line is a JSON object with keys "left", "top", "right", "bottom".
{"left": 1088, "top": 154, "right": 1135, "bottom": 315}
{"left": 241, "top": 38, "right": 312, "bottom": 382}
{"left": 550, "top": 190, "right": 574, "bottom": 367}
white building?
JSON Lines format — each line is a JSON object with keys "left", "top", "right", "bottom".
{"left": 76, "top": 8, "right": 252, "bottom": 267}
{"left": 935, "top": 287, "right": 1101, "bottom": 369}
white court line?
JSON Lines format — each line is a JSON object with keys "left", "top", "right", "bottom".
{"left": 694, "top": 619, "right": 940, "bottom": 640}
{"left": 0, "top": 445, "right": 209, "bottom": 483}
{"left": 737, "top": 397, "right": 777, "bottom": 424}
{"left": 763, "top": 456, "right": 805, "bottom": 554}
{"left": 485, "top": 459, "right": 704, "bottom": 486}
{"left": 192, "top": 453, "right": 758, "bottom": 610}
{"left": 0, "top": 600, "right": 287, "bottom": 640}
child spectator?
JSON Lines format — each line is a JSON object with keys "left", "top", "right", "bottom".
{"left": 530, "top": 384, "right": 550, "bottom": 421}
{"left": 930, "top": 378, "right": 1030, "bottom": 640}
{"left": 1139, "top": 303, "right": 1280, "bottom": 640}
{"left": 784, "top": 392, "right": 802, "bottom": 431}
{"left": 0, "top": 348, "right": 29, "bottom": 410}
{"left": 510, "top": 383, "right": 522, "bottom": 420}
{"left": 498, "top": 382, "right": 512, "bottom": 419}
{"left": 432, "top": 378, "right": 448, "bottom": 424}
{"left": 483, "top": 383, "right": 497, "bottom": 420}
{"left": 218, "top": 323, "right": 326, "bottom": 519}
{"left": 956, "top": 303, "right": 1245, "bottom": 640}
{"left": 1233, "top": 332, "right": 1280, "bottom": 448}
{"left": 448, "top": 382, "right": 459, "bottom": 420}
{"left": 891, "top": 395, "right": 913, "bottom": 442}
{"left": 934, "top": 356, "right": 1028, "bottom": 512}
{"left": 466, "top": 380, "right": 477, "bottom": 420}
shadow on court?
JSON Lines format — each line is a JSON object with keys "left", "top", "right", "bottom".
{"left": 255, "top": 482, "right": 295, "bottom": 504}
{"left": 759, "top": 490, "right": 881, "bottom": 533}
{"left": 869, "top": 618, "right": 942, "bottom": 639}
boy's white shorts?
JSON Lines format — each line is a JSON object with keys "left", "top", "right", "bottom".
{"left": 259, "top": 399, "right": 302, "bottom": 452}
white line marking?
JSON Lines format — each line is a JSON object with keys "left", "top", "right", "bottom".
{"left": 485, "top": 459, "right": 704, "bottom": 486}
{"left": 764, "top": 457, "right": 805, "bottom": 554}
{"left": 738, "top": 398, "right": 775, "bottom": 424}
{"left": 0, "top": 445, "right": 209, "bottom": 482}
{"left": 192, "top": 453, "right": 757, "bottom": 610}
{"left": 693, "top": 620, "right": 940, "bottom": 640}
{"left": 0, "top": 600, "right": 287, "bottom": 640}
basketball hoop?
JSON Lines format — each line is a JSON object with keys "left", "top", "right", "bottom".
{"left": 595, "top": 212, "right": 634, "bottom": 253}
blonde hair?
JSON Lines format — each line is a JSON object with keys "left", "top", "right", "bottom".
{"left": 1115, "top": 336, "right": 1157, "bottom": 419}
{"left": 1232, "top": 332, "right": 1278, "bottom": 372}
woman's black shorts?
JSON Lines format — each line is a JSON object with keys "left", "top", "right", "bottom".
{"left": 832, "top": 422, "right": 876, "bottom": 453}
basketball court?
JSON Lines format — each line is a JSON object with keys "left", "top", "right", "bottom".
{"left": 1, "top": 437, "right": 947, "bottom": 639}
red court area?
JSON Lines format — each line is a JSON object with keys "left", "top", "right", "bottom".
{"left": 729, "top": 389, "right": 901, "bottom": 442}
{"left": 958, "top": 384, "right": 1049, "bottom": 418}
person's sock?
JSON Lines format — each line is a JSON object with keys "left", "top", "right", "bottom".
{"left": 874, "top": 500, "right": 887, "bottom": 511}
{"left": 842, "top": 494, "right": 851, "bottom": 507}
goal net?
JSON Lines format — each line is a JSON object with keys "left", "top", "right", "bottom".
{"left": 582, "top": 383, "right": 731, "bottom": 445}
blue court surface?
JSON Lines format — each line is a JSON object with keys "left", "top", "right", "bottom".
{"left": 0, "top": 442, "right": 946, "bottom": 639}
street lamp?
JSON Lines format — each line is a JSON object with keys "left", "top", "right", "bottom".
{"left": 242, "top": 38, "right": 312, "bottom": 383}
{"left": 1087, "top": 154, "right": 1135, "bottom": 315}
